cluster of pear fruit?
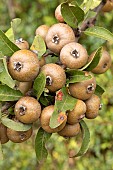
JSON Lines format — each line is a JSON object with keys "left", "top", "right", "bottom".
{"left": 0, "top": 1, "right": 112, "bottom": 144}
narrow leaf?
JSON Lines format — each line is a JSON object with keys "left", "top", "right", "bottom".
{"left": 50, "top": 87, "right": 77, "bottom": 128}
{"left": 95, "top": 84, "right": 105, "bottom": 97}
{"left": 81, "top": 0, "right": 94, "bottom": 13}
{"left": 0, "top": 29, "right": 19, "bottom": 56}
{"left": 84, "top": 26, "right": 113, "bottom": 43}
{"left": 0, "top": 85, "right": 23, "bottom": 101}
{"left": 81, "top": 47, "right": 103, "bottom": 71}
{"left": 61, "top": 2, "right": 84, "bottom": 28}
{"left": 33, "top": 72, "right": 46, "bottom": 100}
{"left": 66, "top": 69, "right": 84, "bottom": 76}
{"left": 11, "top": 18, "right": 21, "bottom": 34}
{"left": 0, "top": 57, "right": 16, "bottom": 88}
{"left": 5, "top": 28, "right": 14, "bottom": 42}
{"left": 30, "top": 35, "right": 46, "bottom": 59}
{"left": 69, "top": 120, "right": 90, "bottom": 158}
{"left": 67, "top": 74, "right": 92, "bottom": 84}
{"left": 70, "top": 0, "right": 84, "bottom": 6}
{"left": 5, "top": 18, "right": 21, "bottom": 42}
{"left": 1, "top": 117, "right": 32, "bottom": 131}
{"left": 0, "top": 143, "right": 3, "bottom": 160}
{"left": 0, "top": 60, "right": 4, "bottom": 73}
{"left": 0, "top": 102, "right": 2, "bottom": 120}
{"left": 35, "top": 128, "right": 51, "bottom": 163}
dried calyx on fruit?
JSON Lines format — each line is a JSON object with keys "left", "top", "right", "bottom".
{"left": 7, "top": 127, "right": 33, "bottom": 143}
{"left": 45, "top": 23, "right": 76, "bottom": 54}
{"left": 69, "top": 72, "right": 96, "bottom": 100}
{"left": 15, "top": 38, "right": 29, "bottom": 49}
{"left": 60, "top": 42, "right": 88, "bottom": 69}
{"left": 40, "top": 105, "right": 67, "bottom": 133}
{"left": 14, "top": 96, "right": 41, "bottom": 124}
{"left": 41, "top": 63, "right": 66, "bottom": 92}
{"left": 8, "top": 49, "right": 40, "bottom": 82}
{"left": 89, "top": 50, "right": 112, "bottom": 74}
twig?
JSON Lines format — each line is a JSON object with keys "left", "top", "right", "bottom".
{"left": 75, "top": 0, "right": 106, "bottom": 37}
{"left": 43, "top": 52, "right": 55, "bottom": 57}
{"left": 1, "top": 101, "right": 15, "bottom": 113}
{"left": 6, "top": 0, "right": 16, "bottom": 19}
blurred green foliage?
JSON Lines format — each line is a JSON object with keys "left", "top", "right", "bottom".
{"left": 0, "top": 0, "right": 113, "bottom": 170}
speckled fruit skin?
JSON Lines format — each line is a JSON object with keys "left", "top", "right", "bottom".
{"left": 0, "top": 123, "right": 9, "bottom": 144}
{"left": 39, "top": 57, "right": 46, "bottom": 67}
{"left": 41, "top": 63, "right": 66, "bottom": 92}
{"left": 16, "top": 81, "right": 33, "bottom": 94}
{"left": 67, "top": 100, "right": 86, "bottom": 124}
{"left": 15, "top": 39, "right": 29, "bottom": 49}
{"left": 40, "top": 105, "right": 67, "bottom": 133}
{"left": 69, "top": 75, "right": 96, "bottom": 100}
{"left": 58, "top": 123, "right": 80, "bottom": 137}
{"left": 60, "top": 42, "right": 88, "bottom": 69}
{"left": 45, "top": 23, "right": 76, "bottom": 54}
{"left": 55, "top": 4, "right": 64, "bottom": 23}
{"left": 15, "top": 96, "right": 41, "bottom": 124}
{"left": 7, "top": 127, "right": 33, "bottom": 143}
{"left": 85, "top": 94, "right": 101, "bottom": 119}
{"left": 89, "top": 50, "right": 112, "bottom": 74}
{"left": 8, "top": 49, "right": 39, "bottom": 82}
{"left": 102, "top": 0, "right": 113, "bottom": 12}
{"left": 35, "top": 25, "right": 50, "bottom": 41}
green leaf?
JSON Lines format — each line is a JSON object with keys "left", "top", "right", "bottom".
{"left": 39, "top": 94, "right": 54, "bottom": 106}
{"left": 81, "top": 0, "right": 93, "bottom": 13}
{"left": 0, "top": 57, "right": 16, "bottom": 88}
{"left": 1, "top": 117, "right": 32, "bottom": 131}
{"left": 70, "top": 0, "right": 84, "bottom": 6}
{"left": 0, "top": 85, "right": 23, "bottom": 101}
{"left": 84, "top": 26, "right": 113, "bottom": 43}
{"left": 5, "top": 28, "right": 14, "bottom": 42}
{"left": 0, "top": 29, "right": 19, "bottom": 56}
{"left": 95, "top": 84, "right": 105, "bottom": 97}
{"left": 0, "top": 143, "right": 3, "bottom": 160}
{"left": 0, "top": 60, "right": 4, "bottom": 73}
{"left": 0, "top": 102, "right": 2, "bottom": 120}
{"left": 81, "top": 47, "right": 103, "bottom": 71}
{"left": 69, "top": 120, "right": 90, "bottom": 158}
{"left": 33, "top": 72, "right": 46, "bottom": 100}
{"left": 50, "top": 87, "right": 77, "bottom": 128}
{"left": 30, "top": 35, "right": 46, "bottom": 60}
{"left": 11, "top": 18, "right": 21, "bottom": 35}
{"left": 61, "top": 2, "right": 84, "bottom": 28}
{"left": 5, "top": 18, "right": 21, "bottom": 42}
{"left": 35, "top": 127, "right": 51, "bottom": 163}
{"left": 84, "top": 10, "right": 96, "bottom": 20}
{"left": 80, "top": 0, "right": 100, "bottom": 13}
{"left": 45, "top": 56, "right": 59, "bottom": 64}
{"left": 66, "top": 69, "right": 84, "bottom": 76}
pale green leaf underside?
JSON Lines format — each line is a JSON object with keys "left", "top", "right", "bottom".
{"left": 70, "top": 120, "right": 90, "bottom": 158}
{"left": 35, "top": 128, "right": 51, "bottom": 163}
{"left": 0, "top": 85, "right": 23, "bottom": 101}
{"left": 84, "top": 26, "right": 113, "bottom": 43}
{"left": 1, "top": 117, "right": 32, "bottom": 131}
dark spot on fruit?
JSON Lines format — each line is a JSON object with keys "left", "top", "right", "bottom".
{"left": 103, "top": 63, "right": 107, "bottom": 68}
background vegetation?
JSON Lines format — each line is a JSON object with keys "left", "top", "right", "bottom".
{"left": 0, "top": 0, "right": 113, "bottom": 169}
